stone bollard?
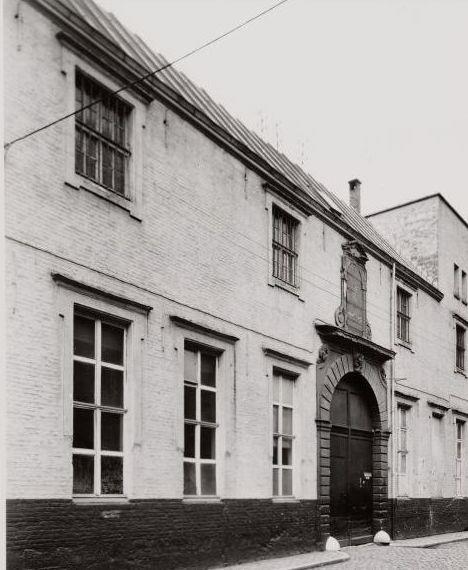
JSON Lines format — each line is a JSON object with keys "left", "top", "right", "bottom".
{"left": 373, "top": 530, "right": 391, "bottom": 545}
{"left": 325, "top": 536, "right": 341, "bottom": 551}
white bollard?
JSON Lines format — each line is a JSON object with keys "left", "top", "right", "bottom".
{"left": 373, "top": 530, "right": 391, "bottom": 545}
{"left": 325, "top": 536, "right": 341, "bottom": 551}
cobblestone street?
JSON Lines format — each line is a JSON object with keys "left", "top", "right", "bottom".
{"left": 327, "top": 541, "right": 468, "bottom": 569}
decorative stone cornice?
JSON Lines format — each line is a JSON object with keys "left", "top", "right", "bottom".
{"left": 315, "top": 323, "right": 395, "bottom": 363}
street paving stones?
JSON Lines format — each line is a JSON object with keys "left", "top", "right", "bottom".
{"left": 326, "top": 541, "right": 468, "bottom": 569}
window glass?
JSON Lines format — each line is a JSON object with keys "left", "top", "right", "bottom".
{"left": 101, "top": 323, "right": 124, "bottom": 365}
{"left": 101, "top": 412, "right": 123, "bottom": 451}
{"left": 272, "top": 373, "right": 295, "bottom": 496}
{"left": 101, "top": 367, "right": 124, "bottom": 408}
{"left": 73, "top": 361, "right": 95, "bottom": 404}
{"left": 74, "top": 315, "right": 95, "bottom": 358}
{"left": 73, "top": 455, "right": 94, "bottom": 494}
{"left": 101, "top": 456, "right": 123, "bottom": 494}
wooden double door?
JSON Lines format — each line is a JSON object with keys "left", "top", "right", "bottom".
{"left": 330, "top": 374, "right": 374, "bottom": 545}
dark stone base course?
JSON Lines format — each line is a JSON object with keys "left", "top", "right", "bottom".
{"left": 392, "top": 497, "right": 468, "bottom": 539}
{"left": 7, "top": 499, "right": 320, "bottom": 569}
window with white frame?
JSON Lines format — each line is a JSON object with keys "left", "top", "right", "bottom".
{"left": 397, "top": 404, "right": 409, "bottom": 495}
{"left": 396, "top": 287, "right": 411, "bottom": 344}
{"left": 72, "top": 311, "right": 126, "bottom": 496}
{"left": 272, "top": 206, "right": 299, "bottom": 287}
{"left": 455, "top": 420, "right": 464, "bottom": 497}
{"left": 462, "top": 271, "right": 467, "bottom": 304}
{"left": 272, "top": 371, "right": 295, "bottom": 496}
{"left": 75, "top": 69, "right": 131, "bottom": 196}
{"left": 456, "top": 325, "right": 466, "bottom": 371}
{"left": 183, "top": 343, "right": 218, "bottom": 496}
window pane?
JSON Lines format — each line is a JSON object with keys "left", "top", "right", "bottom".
{"left": 273, "top": 467, "right": 279, "bottom": 496}
{"left": 200, "top": 353, "right": 216, "bottom": 387}
{"left": 201, "top": 390, "right": 216, "bottom": 423}
{"left": 282, "top": 408, "right": 293, "bottom": 436}
{"left": 200, "top": 426, "right": 216, "bottom": 459}
{"left": 73, "top": 454, "right": 94, "bottom": 494}
{"left": 184, "top": 348, "right": 198, "bottom": 384}
{"left": 101, "top": 367, "right": 124, "bottom": 408}
{"left": 273, "top": 405, "right": 279, "bottom": 433}
{"left": 184, "top": 423, "right": 195, "bottom": 458}
{"left": 272, "top": 375, "right": 280, "bottom": 402}
{"left": 101, "top": 456, "right": 123, "bottom": 495}
{"left": 400, "top": 453, "right": 407, "bottom": 474}
{"left": 184, "top": 462, "right": 196, "bottom": 495}
{"left": 74, "top": 315, "right": 95, "bottom": 358}
{"left": 101, "top": 324, "right": 124, "bottom": 365}
{"left": 282, "top": 379, "right": 293, "bottom": 406}
{"left": 102, "top": 143, "right": 113, "bottom": 189}
{"left": 201, "top": 463, "right": 216, "bottom": 495}
{"left": 73, "top": 361, "right": 95, "bottom": 403}
{"left": 73, "top": 408, "right": 94, "bottom": 449}
{"left": 282, "top": 469, "right": 293, "bottom": 496}
{"left": 273, "top": 436, "right": 278, "bottom": 465}
{"left": 101, "top": 412, "right": 123, "bottom": 451}
{"left": 114, "top": 152, "right": 125, "bottom": 195}
{"left": 400, "top": 429, "right": 407, "bottom": 452}
{"left": 184, "top": 385, "right": 196, "bottom": 420}
{"left": 457, "top": 442, "right": 462, "bottom": 459}
{"left": 282, "top": 438, "right": 292, "bottom": 466}
{"left": 400, "top": 408, "right": 407, "bottom": 428}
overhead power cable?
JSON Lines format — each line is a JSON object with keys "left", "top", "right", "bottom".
{"left": 4, "top": 0, "right": 291, "bottom": 150}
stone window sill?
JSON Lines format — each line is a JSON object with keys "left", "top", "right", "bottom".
{"left": 72, "top": 496, "right": 130, "bottom": 505}
{"left": 395, "top": 340, "right": 414, "bottom": 353}
{"left": 268, "top": 280, "right": 304, "bottom": 302}
{"left": 271, "top": 497, "right": 300, "bottom": 503}
{"left": 182, "top": 497, "right": 223, "bottom": 504}
{"left": 65, "top": 175, "right": 142, "bottom": 221}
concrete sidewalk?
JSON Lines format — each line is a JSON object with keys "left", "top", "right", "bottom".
{"left": 216, "top": 550, "right": 349, "bottom": 570}
{"left": 391, "top": 530, "right": 468, "bottom": 548}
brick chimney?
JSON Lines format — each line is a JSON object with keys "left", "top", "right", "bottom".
{"left": 348, "top": 179, "right": 361, "bottom": 214}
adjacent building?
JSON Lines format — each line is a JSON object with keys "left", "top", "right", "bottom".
{"left": 5, "top": 0, "right": 468, "bottom": 568}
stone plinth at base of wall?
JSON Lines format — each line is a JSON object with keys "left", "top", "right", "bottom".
{"left": 7, "top": 498, "right": 320, "bottom": 569}
{"left": 392, "top": 497, "right": 468, "bottom": 539}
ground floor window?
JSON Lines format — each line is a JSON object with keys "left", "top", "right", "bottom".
{"left": 72, "top": 311, "right": 126, "bottom": 496}
{"left": 397, "top": 404, "right": 409, "bottom": 496}
{"left": 183, "top": 343, "right": 218, "bottom": 496}
{"left": 456, "top": 420, "right": 464, "bottom": 497}
{"left": 272, "top": 371, "right": 295, "bottom": 496}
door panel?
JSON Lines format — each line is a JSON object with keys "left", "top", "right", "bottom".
{"left": 329, "top": 374, "right": 374, "bottom": 545}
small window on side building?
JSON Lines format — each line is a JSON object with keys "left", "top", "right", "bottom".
{"left": 454, "top": 264, "right": 460, "bottom": 299}
{"left": 455, "top": 420, "right": 464, "bottom": 497}
{"left": 397, "top": 287, "right": 411, "bottom": 344}
{"left": 461, "top": 271, "right": 467, "bottom": 304}
{"left": 456, "top": 325, "right": 466, "bottom": 371}
{"left": 397, "top": 404, "right": 409, "bottom": 496}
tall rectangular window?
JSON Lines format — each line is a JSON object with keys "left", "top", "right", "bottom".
{"left": 456, "top": 325, "right": 466, "bottom": 371}
{"left": 73, "top": 312, "right": 126, "bottom": 496}
{"left": 397, "top": 405, "right": 409, "bottom": 496}
{"left": 183, "top": 344, "right": 217, "bottom": 496}
{"left": 397, "top": 288, "right": 411, "bottom": 343}
{"left": 456, "top": 420, "right": 464, "bottom": 497}
{"left": 462, "top": 271, "right": 467, "bottom": 304}
{"left": 454, "top": 264, "right": 460, "bottom": 298}
{"left": 272, "top": 206, "right": 299, "bottom": 287}
{"left": 272, "top": 372, "right": 295, "bottom": 496}
{"left": 75, "top": 70, "right": 131, "bottom": 195}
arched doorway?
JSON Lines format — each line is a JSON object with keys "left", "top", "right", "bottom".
{"left": 330, "top": 373, "right": 377, "bottom": 544}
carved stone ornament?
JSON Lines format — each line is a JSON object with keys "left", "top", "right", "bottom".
{"left": 353, "top": 352, "right": 364, "bottom": 372}
{"left": 317, "top": 345, "right": 329, "bottom": 364}
{"left": 334, "top": 240, "right": 372, "bottom": 340}
{"left": 380, "top": 367, "right": 387, "bottom": 381}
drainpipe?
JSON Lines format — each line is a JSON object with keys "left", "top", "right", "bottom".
{"left": 389, "top": 263, "right": 396, "bottom": 501}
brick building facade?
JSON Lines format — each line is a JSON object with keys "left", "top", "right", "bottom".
{"left": 4, "top": 1, "right": 467, "bottom": 568}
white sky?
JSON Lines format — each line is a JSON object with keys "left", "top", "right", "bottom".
{"left": 96, "top": 0, "right": 468, "bottom": 220}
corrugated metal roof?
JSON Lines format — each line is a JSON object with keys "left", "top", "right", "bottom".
{"left": 63, "top": 0, "right": 433, "bottom": 284}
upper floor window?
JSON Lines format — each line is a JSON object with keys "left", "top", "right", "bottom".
{"left": 272, "top": 206, "right": 299, "bottom": 287}
{"left": 397, "top": 287, "right": 411, "bottom": 344}
{"left": 272, "top": 371, "right": 295, "bottom": 497}
{"left": 75, "top": 70, "right": 131, "bottom": 196}
{"left": 183, "top": 344, "right": 217, "bottom": 496}
{"left": 73, "top": 312, "right": 126, "bottom": 496}
{"left": 454, "top": 264, "right": 460, "bottom": 299}
{"left": 456, "top": 325, "right": 466, "bottom": 371}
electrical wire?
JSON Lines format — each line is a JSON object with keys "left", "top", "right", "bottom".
{"left": 4, "top": 0, "right": 291, "bottom": 150}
